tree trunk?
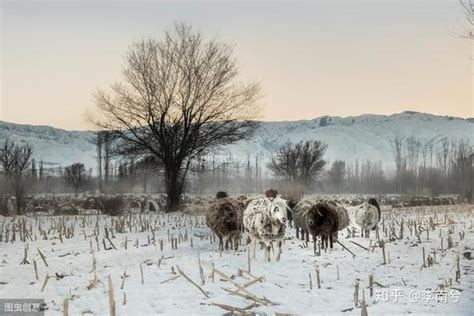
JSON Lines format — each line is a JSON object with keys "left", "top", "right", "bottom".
{"left": 143, "top": 171, "right": 147, "bottom": 194}
{"left": 165, "top": 168, "right": 183, "bottom": 212}
{"left": 14, "top": 179, "right": 24, "bottom": 215}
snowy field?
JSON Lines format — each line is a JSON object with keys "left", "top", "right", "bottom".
{"left": 0, "top": 205, "right": 473, "bottom": 315}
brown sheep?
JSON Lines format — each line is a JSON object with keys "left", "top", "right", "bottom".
{"left": 206, "top": 194, "right": 244, "bottom": 251}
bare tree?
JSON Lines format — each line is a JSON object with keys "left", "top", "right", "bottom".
{"left": 91, "top": 23, "right": 260, "bottom": 211}
{"left": 135, "top": 155, "right": 161, "bottom": 194}
{"left": 328, "top": 160, "right": 346, "bottom": 193}
{"left": 406, "top": 136, "right": 422, "bottom": 192}
{"left": 392, "top": 135, "right": 405, "bottom": 193}
{"left": 457, "top": 0, "right": 473, "bottom": 39}
{"left": 0, "top": 171, "right": 7, "bottom": 216}
{"left": 437, "top": 138, "right": 451, "bottom": 177}
{"left": 0, "top": 140, "right": 33, "bottom": 214}
{"left": 268, "top": 140, "right": 327, "bottom": 192}
{"left": 451, "top": 140, "right": 473, "bottom": 202}
{"left": 96, "top": 132, "right": 103, "bottom": 193}
{"left": 64, "top": 163, "right": 86, "bottom": 195}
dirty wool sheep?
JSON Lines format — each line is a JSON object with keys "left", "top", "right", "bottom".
{"left": 353, "top": 198, "right": 381, "bottom": 237}
{"left": 293, "top": 199, "right": 350, "bottom": 249}
{"left": 206, "top": 194, "right": 243, "bottom": 251}
{"left": 243, "top": 195, "right": 289, "bottom": 262}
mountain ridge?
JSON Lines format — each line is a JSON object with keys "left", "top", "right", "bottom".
{"left": 1, "top": 111, "right": 472, "bottom": 171}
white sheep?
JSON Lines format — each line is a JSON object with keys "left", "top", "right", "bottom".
{"left": 243, "top": 195, "right": 288, "bottom": 262}
{"left": 353, "top": 198, "right": 381, "bottom": 237}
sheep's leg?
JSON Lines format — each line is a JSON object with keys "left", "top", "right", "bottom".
{"left": 233, "top": 235, "right": 239, "bottom": 251}
{"left": 330, "top": 233, "right": 335, "bottom": 249}
{"left": 225, "top": 238, "right": 230, "bottom": 250}
{"left": 296, "top": 226, "right": 300, "bottom": 239}
{"left": 277, "top": 240, "right": 282, "bottom": 261}
{"left": 323, "top": 235, "right": 328, "bottom": 250}
{"left": 266, "top": 244, "right": 271, "bottom": 262}
{"left": 365, "top": 229, "right": 370, "bottom": 238}
{"left": 305, "top": 230, "right": 309, "bottom": 243}
{"left": 218, "top": 236, "right": 223, "bottom": 251}
{"left": 252, "top": 238, "right": 257, "bottom": 259}
{"left": 313, "top": 235, "right": 317, "bottom": 255}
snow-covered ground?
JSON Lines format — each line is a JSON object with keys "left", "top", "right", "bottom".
{"left": 0, "top": 205, "right": 473, "bottom": 315}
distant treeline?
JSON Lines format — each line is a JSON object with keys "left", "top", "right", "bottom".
{"left": 1, "top": 137, "right": 471, "bottom": 200}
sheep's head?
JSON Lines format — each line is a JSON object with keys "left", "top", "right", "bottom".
{"left": 306, "top": 203, "right": 336, "bottom": 235}
{"left": 265, "top": 188, "right": 279, "bottom": 200}
{"left": 269, "top": 196, "right": 288, "bottom": 224}
{"left": 216, "top": 191, "right": 228, "bottom": 199}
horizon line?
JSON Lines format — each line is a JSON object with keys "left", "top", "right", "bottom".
{"left": 0, "top": 110, "right": 472, "bottom": 132}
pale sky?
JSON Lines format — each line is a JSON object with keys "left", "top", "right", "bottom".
{"left": 1, "top": 0, "right": 472, "bottom": 130}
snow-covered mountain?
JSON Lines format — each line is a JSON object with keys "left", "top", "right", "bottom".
{"left": 0, "top": 121, "right": 96, "bottom": 169}
{"left": 1, "top": 111, "right": 472, "bottom": 170}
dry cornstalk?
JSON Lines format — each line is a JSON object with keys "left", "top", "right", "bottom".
{"left": 353, "top": 279, "right": 360, "bottom": 307}
{"left": 315, "top": 266, "right": 321, "bottom": 289}
{"left": 422, "top": 247, "right": 426, "bottom": 267}
{"left": 160, "top": 275, "right": 181, "bottom": 284}
{"left": 120, "top": 270, "right": 129, "bottom": 290}
{"left": 41, "top": 273, "right": 49, "bottom": 292}
{"left": 360, "top": 290, "right": 368, "bottom": 316}
{"left": 63, "top": 297, "right": 69, "bottom": 316}
{"left": 198, "top": 254, "right": 205, "bottom": 285}
{"left": 226, "top": 276, "right": 265, "bottom": 295}
{"left": 349, "top": 240, "right": 368, "bottom": 251}
{"left": 108, "top": 275, "right": 116, "bottom": 316}
{"left": 336, "top": 240, "right": 357, "bottom": 258}
{"left": 369, "top": 274, "right": 374, "bottom": 297}
{"left": 212, "top": 267, "right": 269, "bottom": 306}
{"left": 380, "top": 241, "right": 386, "bottom": 264}
{"left": 33, "top": 259, "right": 38, "bottom": 281}
{"left": 210, "top": 302, "right": 248, "bottom": 314}
{"left": 37, "top": 248, "right": 48, "bottom": 267}
{"left": 176, "top": 266, "right": 209, "bottom": 299}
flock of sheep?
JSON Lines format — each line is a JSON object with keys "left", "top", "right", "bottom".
{"left": 205, "top": 189, "right": 381, "bottom": 261}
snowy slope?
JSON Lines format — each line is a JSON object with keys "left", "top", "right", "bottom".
{"left": 1, "top": 111, "right": 472, "bottom": 170}
{"left": 0, "top": 121, "right": 96, "bottom": 169}
{"left": 220, "top": 111, "right": 474, "bottom": 168}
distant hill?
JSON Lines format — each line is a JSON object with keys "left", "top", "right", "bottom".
{"left": 1, "top": 111, "right": 472, "bottom": 171}
{"left": 0, "top": 121, "right": 96, "bottom": 169}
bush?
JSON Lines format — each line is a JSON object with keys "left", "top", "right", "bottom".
{"left": 54, "top": 205, "right": 79, "bottom": 215}
{"left": 101, "top": 196, "right": 126, "bottom": 216}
